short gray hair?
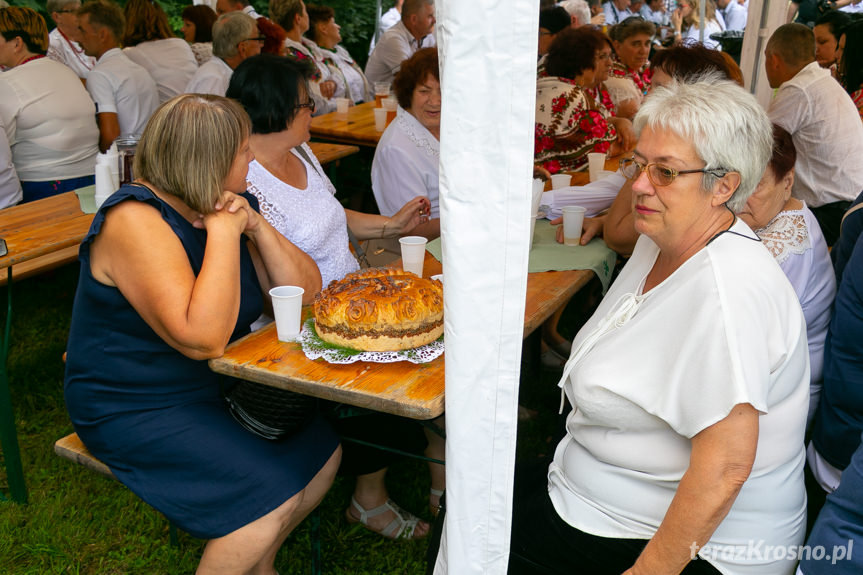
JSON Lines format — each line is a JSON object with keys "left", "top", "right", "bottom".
{"left": 212, "top": 11, "right": 255, "bottom": 59}
{"left": 633, "top": 74, "right": 772, "bottom": 211}
{"left": 0, "top": 0, "right": 8, "bottom": 8}
{"left": 559, "top": 0, "right": 590, "bottom": 27}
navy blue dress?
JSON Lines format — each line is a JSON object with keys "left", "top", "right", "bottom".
{"left": 64, "top": 184, "right": 339, "bottom": 539}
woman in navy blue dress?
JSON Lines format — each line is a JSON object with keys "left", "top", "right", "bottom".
{"left": 64, "top": 94, "right": 341, "bottom": 573}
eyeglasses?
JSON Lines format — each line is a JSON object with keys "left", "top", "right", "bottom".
{"left": 54, "top": 8, "right": 79, "bottom": 14}
{"left": 619, "top": 157, "right": 728, "bottom": 186}
{"left": 237, "top": 36, "right": 266, "bottom": 46}
{"left": 595, "top": 51, "right": 613, "bottom": 62}
{"left": 294, "top": 98, "right": 316, "bottom": 113}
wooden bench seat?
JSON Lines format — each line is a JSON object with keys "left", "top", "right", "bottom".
{"left": 54, "top": 432, "right": 114, "bottom": 479}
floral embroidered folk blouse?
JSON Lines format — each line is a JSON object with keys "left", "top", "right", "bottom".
{"left": 535, "top": 76, "right": 616, "bottom": 174}
{"left": 851, "top": 88, "right": 863, "bottom": 123}
{"left": 609, "top": 59, "right": 652, "bottom": 95}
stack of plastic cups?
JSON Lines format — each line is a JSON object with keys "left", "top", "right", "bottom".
{"left": 94, "top": 143, "right": 119, "bottom": 209}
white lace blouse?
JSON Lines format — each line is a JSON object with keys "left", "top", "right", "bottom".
{"left": 246, "top": 143, "right": 359, "bottom": 288}
{"left": 755, "top": 203, "right": 836, "bottom": 399}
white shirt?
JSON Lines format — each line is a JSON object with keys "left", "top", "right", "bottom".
{"left": 185, "top": 57, "right": 233, "bottom": 96}
{"left": 246, "top": 144, "right": 358, "bottom": 288}
{"left": 284, "top": 37, "right": 336, "bottom": 116}
{"left": 372, "top": 108, "right": 440, "bottom": 219}
{"left": 756, "top": 204, "right": 835, "bottom": 425}
{"left": 549, "top": 220, "right": 809, "bottom": 574}
{"left": 242, "top": 5, "right": 261, "bottom": 18}
{"left": 369, "top": 7, "right": 402, "bottom": 55}
{"left": 0, "top": 58, "right": 98, "bottom": 182}
{"left": 47, "top": 28, "right": 95, "bottom": 80}
{"left": 768, "top": 62, "right": 863, "bottom": 207}
{"left": 123, "top": 38, "right": 198, "bottom": 104}
{"left": 86, "top": 48, "right": 159, "bottom": 139}
{"left": 0, "top": 118, "right": 22, "bottom": 209}
{"left": 683, "top": 18, "right": 724, "bottom": 50}
{"left": 603, "top": 1, "right": 633, "bottom": 25}
{"left": 365, "top": 20, "right": 436, "bottom": 85}
{"left": 316, "top": 44, "right": 373, "bottom": 103}
{"left": 640, "top": 4, "right": 669, "bottom": 26}
{"left": 718, "top": 0, "right": 747, "bottom": 31}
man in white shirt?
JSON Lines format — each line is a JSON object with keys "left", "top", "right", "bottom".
{"left": 365, "top": 0, "right": 436, "bottom": 85}
{"left": 716, "top": 0, "right": 746, "bottom": 30}
{"left": 603, "top": 0, "right": 634, "bottom": 25}
{"left": 215, "top": 0, "right": 260, "bottom": 19}
{"left": 77, "top": 1, "right": 159, "bottom": 153}
{"left": 186, "top": 12, "right": 262, "bottom": 96}
{"left": 765, "top": 23, "right": 863, "bottom": 245}
{"left": 46, "top": 0, "right": 95, "bottom": 80}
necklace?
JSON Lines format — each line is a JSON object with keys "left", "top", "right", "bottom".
{"left": 57, "top": 28, "right": 94, "bottom": 71}
{"left": 18, "top": 54, "right": 46, "bottom": 66}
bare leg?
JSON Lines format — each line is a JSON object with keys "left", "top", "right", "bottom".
{"left": 196, "top": 446, "right": 341, "bottom": 575}
{"left": 425, "top": 416, "right": 446, "bottom": 514}
{"left": 348, "top": 468, "right": 430, "bottom": 537}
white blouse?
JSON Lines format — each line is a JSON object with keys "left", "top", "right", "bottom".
{"left": 371, "top": 108, "right": 440, "bottom": 219}
{"left": 316, "top": 44, "right": 373, "bottom": 104}
{"left": 124, "top": 38, "right": 198, "bottom": 104}
{"left": 246, "top": 143, "right": 359, "bottom": 288}
{"left": 756, "top": 203, "right": 836, "bottom": 425}
{"left": 0, "top": 58, "right": 98, "bottom": 182}
{"left": 549, "top": 220, "right": 809, "bottom": 574}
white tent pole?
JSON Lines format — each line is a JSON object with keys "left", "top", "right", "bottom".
{"left": 432, "top": 0, "right": 537, "bottom": 573}
{"left": 739, "top": 0, "right": 788, "bottom": 107}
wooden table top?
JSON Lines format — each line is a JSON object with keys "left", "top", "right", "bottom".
{"left": 0, "top": 192, "right": 93, "bottom": 270}
{"left": 307, "top": 142, "right": 360, "bottom": 165}
{"left": 310, "top": 101, "right": 383, "bottom": 148}
{"left": 210, "top": 252, "right": 594, "bottom": 420}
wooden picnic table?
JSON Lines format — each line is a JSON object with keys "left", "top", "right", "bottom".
{"left": 309, "top": 101, "right": 383, "bottom": 148}
{"left": 307, "top": 142, "right": 360, "bottom": 165}
{"left": 209, "top": 252, "right": 596, "bottom": 421}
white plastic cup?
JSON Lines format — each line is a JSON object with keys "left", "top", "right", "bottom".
{"left": 373, "top": 107, "right": 388, "bottom": 131}
{"left": 399, "top": 236, "right": 428, "bottom": 277}
{"left": 335, "top": 97, "right": 350, "bottom": 115}
{"left": 374, "top": 81, "right": 391, "bottom": 107}
{"left": 269, "top": 286, "right": 305, "bottom": 342}
{"left": 562, "top": 206, "right": 586, "bottom": 246}
{"left": 550, "top": 174, "right": 572, "bottom": 190}
{"left": 588, "top": 152, "right": 607, "bottom": 182}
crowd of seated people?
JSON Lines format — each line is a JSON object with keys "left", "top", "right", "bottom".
{"left": 3, "top": 0, "right": 863, "bottom": 570}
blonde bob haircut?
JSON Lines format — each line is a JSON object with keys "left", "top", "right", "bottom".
{"left": 134, "top": 94, "right": 251, "bottom": 214}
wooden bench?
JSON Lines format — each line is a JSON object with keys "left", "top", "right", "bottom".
{"left": 54, "top": 432, "right": 179, "bottom": 546}
{"left": 54, "top": 432, "right": 322, "bottom": 573}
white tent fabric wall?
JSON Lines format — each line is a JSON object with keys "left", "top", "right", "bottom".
{"left": 432, "top": 0, "right": 538, "bottom": 573}
{"left": 739, "top": 0, "right": 790, "bottom": 109}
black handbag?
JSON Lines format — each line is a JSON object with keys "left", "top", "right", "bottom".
{"left": 224, "top": 379, "right": 317, "bottom": 441}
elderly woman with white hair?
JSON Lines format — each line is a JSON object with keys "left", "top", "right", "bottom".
{"left": 510, "top": 77, "right": 809, "bottom": 575}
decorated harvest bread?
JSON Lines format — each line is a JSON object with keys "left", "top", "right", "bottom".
{"left": 313, "top": 268, "right": 444, "bottom": 352}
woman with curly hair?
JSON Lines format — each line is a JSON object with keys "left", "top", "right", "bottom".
{"left": 123, "top": 0, "right": 197, "bottom": 103}
{"left": 534, "top": 27, "right": 634, "bottom": 175}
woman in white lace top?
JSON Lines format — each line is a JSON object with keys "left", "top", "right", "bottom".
{"left": 228, "top": 54, "right": 444, "bottom": 541}
{"left": 737, "top": 124, "right": 836, "bottom": 426}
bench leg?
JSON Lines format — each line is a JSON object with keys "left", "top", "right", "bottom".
{"left": 310, "top": 507, "right": 321, "bottom": 575}
{"left": 0, "top": 269, "right": 27, "bottom": 503}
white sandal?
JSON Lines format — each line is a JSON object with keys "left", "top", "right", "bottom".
{"left": 346, "top": 497, "right": 427, "bottom": 540}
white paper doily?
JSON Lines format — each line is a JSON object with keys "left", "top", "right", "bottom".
{"left": 298, "top": 318, "right": 444, "bottom": 364}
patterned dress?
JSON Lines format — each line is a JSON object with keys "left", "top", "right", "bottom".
{"left": 609, "top": 59, "right": 652, "bottom": 95}
{"left": 535, "top": 76, "right": 616, "bottom": 174}
{"left": 851, "top": 88, "right": 863, "bottom": 123}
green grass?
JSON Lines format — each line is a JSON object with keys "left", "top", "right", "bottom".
{"left": 0, "top": 264, "right": 589, "bottom": 574}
